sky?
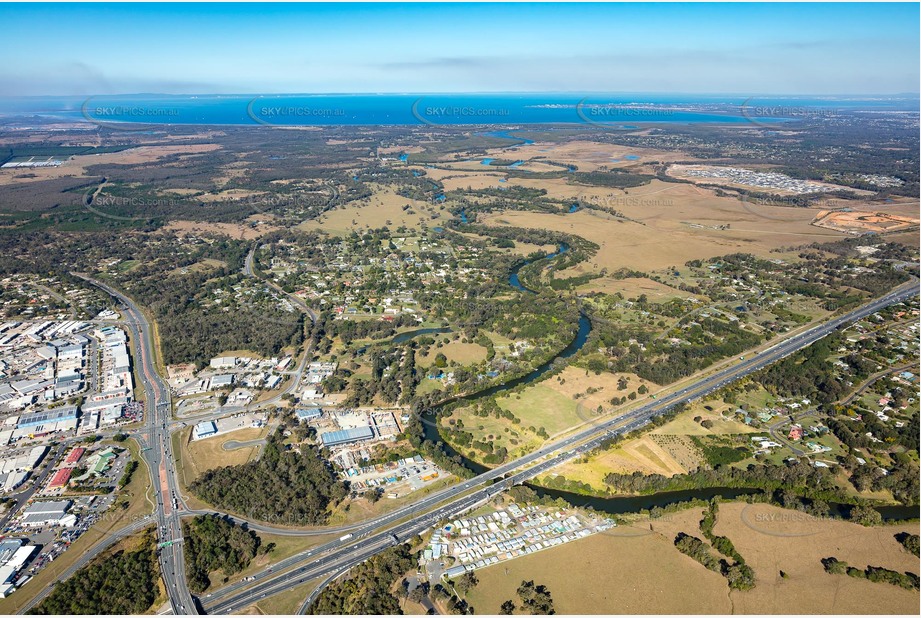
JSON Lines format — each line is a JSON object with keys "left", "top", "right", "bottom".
{"left": 1, "top": 2, "right": 918, "bottom": 96}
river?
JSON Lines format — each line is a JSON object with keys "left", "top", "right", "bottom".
{"left": 419, "top": 238, "right": 920, "bottom": 520}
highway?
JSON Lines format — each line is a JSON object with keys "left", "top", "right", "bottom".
{"left": 196, "top": 280, "right": 919, "bottom": 614}
{"left": 73, "top": 274, "right": 198, "bottom": 615}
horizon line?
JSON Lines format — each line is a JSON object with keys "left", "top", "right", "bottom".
{"left": 3, "top": 91, "right": 920, "bottom": 99}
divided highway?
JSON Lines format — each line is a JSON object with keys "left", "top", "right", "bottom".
{"left": 199, "top": 280, "right": 920, "bottom": 614}
{"left": 74, "top": 275, "right": 198, "bottom": 615}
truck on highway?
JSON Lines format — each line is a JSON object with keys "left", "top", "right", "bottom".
{"left": 339, "top": 533, "right": 353, "bottom": 542}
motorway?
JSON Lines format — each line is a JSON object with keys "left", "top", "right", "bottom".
{"left": 196, "top": 280, "right": 920, "bottom": 614}
{"left": 73, "top": 274, "right": 198, "bottom": 615}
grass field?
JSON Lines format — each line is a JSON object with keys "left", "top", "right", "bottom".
{"left": 464, "top": 503, "right": 920, "bottom": 614}
{"left": 298, "top": 183, "right": 446, "bottom": 236}
{"left": 180, "top": 426, "right": 268, "bottom": 484}
{"left": 444, "top": 367, "right": 661, "bottom": 464}
{"left": 479, "top": 180, "right": 847, "bottom": 274}
{"left": 464, "top": 510, "right": 732, "bottom": 614}
{"left": 539, "top": 393, "right": 761, "bottom": 490}
{"left": 716, "top": 502, "right": 920, "bottom": 614}
{"left": 577, "top": 275, "right": 703, "bottom": 300}
{"left": 420, "top": 340, "right": 488, "bottom": 367}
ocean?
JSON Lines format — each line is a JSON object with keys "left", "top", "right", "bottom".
{"left": 0, "top": 93, "right": 916, "bottom": 127}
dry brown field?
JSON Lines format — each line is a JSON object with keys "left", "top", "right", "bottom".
{"left": 0, "top": 143, "right": 222, "bottom": 186}
{"left": 298, "top": 184, "right": 446, "bottom": 235}
{"left": 480, "top": 180, "right": 848, "bottom": 273}
{"left": 465, "top": 504, "right": 920, "bottom": 614}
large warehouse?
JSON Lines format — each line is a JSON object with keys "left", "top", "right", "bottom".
{"left": 319, "top": 426, "right": 374, "bottom": 448}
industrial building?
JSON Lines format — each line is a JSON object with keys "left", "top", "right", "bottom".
{"left": 210, "top": 374, "right": 235, "bottom": 389}
{"left": 81, "top": 396, "right": 128, "bottom": 425}
{"left": 194, "top": 420, "right": 218, "bottom": 440}
{"left": 210, "top": 356, "right": 237, "bottom": 369}
{"left": 48, "top": 468, "right": 72, "bottom": 489}
{"left": 295, "top": 407, "right": 322, "bottom": 421}
{"left": 16, "top": 406, "right": 78, "bottom": 429}
{"left": 20, "top": 500, "right": 72, "bottom": 528}
{"left": 320, "top": 426, "right": 374, "bottom": 448}
{"left": 64, "top": 447, "right": 85, "bottom": 465}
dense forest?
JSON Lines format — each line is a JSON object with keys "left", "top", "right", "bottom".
{"left": 307, "top": 544, "right": 415, "bottom": 614}
{"left": 190, "top": 430, "right": 348, "bottom": 525}
{"left": 183, "top": 514, "right": 262, "bottom": 593}
{"left": 29, "top": 532, "right": 159, "bottom": 615}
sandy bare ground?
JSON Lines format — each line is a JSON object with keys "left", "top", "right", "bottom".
{"left": 812, "top": 209, "right": 920, "bottom": 234}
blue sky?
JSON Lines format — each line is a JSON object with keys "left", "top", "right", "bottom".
{"left": 1, "top": 2, "right": 918, "bottom": 96}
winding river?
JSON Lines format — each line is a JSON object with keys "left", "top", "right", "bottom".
{"left": 418, "top": 238, "right": 920, "bottom": 520}
{"left": 421, "top": 244, "right": 589, "bottom": 474}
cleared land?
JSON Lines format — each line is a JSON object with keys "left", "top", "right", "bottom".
{"left": 0, "top": 144, "right": 222, "bottom": 186}
{"left": 464, "top": 508, "right": 732, "bottom": 614}
{"left": 716, "top": 502, "right": 920, "bottom": 614}
{"left": 464, "top": 504, "right": 920, "bottom": 614}
{"left": 420, "top": 341, "right": 488, "bottom": 367}
{"left": 159, "top": 218, "right": 281, "bottom": 240}
{"left": 577, "top": 275, "right": 701, "bottom": 300}
{"left": 480, "top": 180, "right": 848, "bottom": 273}
{"left": 298, "top": 184, "right": 446, "bottom": 235}
{"left": 180, "top": 426, "right": 268, "bottom": 484}
{"left": 541, "top": 398, "right": 759, "bottom": 490}
{"left": 812, "top": 209, "right": 920, "bottom": 234}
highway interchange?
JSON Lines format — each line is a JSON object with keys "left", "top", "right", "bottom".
{"left": 31, "top": 275, "right": 917, "bottom": 615}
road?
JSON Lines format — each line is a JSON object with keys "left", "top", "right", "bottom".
{"left": 73, "top": 274, "right": 198, "bottom": 615}
{"left": 196, "top": 280, "right": 919, "bottom": 614}
{"left": 0, "top": 443, "right": 67, "bottom": 530}
{"left": 18, "top": 515, "right": 154, "bottom": 613}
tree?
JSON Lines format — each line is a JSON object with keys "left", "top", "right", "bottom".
{"left": 516, "top": 580, "right": 555, "bottom": 614}
{"left": 455, "top": 571, "right": 479, "bottom": 595}
{"left": 849, "top": 505, "right": 883, "bottom": 527}
{"left": 409, "top": 585, "right": 426, "bottom": 603}
{"left": 499, "top": 600, "right": 516, "bottom": 615}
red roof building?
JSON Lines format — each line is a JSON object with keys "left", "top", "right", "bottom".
{"left": 788, "top": 425, "right": 804, "bottom": 441}
{"left": 49, "top": 468, "right": 73, "bottom": 489}
{"left": 65, "top": 447, "right": 85, "bottom": 465}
